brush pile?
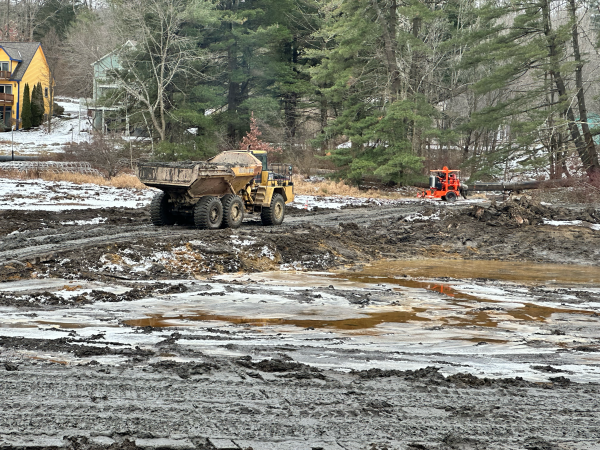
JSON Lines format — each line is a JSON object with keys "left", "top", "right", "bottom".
{"left": 469, "top": 195, "right": 600, "bottom": 227}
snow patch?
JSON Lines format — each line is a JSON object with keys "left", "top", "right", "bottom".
{"left": 0, "top": 178, "right": 155, "bottom": 211}
{"left": 60, "top": 217, "right": 107, "bottom": 226}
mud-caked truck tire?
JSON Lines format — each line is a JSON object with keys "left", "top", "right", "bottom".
{"left": 221, "top": 194, "right": 244, "bottom": 229}
{"left": 194, "top": 196, "right": 223, "bottom": 229}
{"left": 261, "top": 193, "right": 285, "bottom": 226}
{"left": 150, "top": 191, "right": 174, "bottom": 226}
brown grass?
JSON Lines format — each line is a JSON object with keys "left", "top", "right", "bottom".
{"left": 0, "top": 169, "right": 149, "bottom": 190}
{"left": 292, "top": 175, "right": 411, "bottom": 199}
{"left": 0, "top": 169, "right": 416, "bottom": 198}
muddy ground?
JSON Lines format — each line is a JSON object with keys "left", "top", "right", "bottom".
{"left": 1, "top": 196, "right": 599, "bottom": 282}
{"left": 1, "top": 197, "right": 600, "bottom": 449}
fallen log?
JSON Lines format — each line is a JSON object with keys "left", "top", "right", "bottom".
{"left": 470, "top": 181, "right": 541, "bottom": 192}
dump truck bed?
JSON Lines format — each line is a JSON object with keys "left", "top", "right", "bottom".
{"left": 136, "top": 152, "right": 263, "bottom": 198}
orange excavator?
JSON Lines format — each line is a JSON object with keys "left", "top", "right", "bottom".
{"left": 417, "top": 167, "right": 468, "bottom": 202}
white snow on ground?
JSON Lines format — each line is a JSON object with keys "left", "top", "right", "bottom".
{"left": 290, "top": 194, "right": 484, "bottom": 210}
{"left": 0, "top": 177, "right": 155, "bottom": 210}
{"left": 543, "top": 219, "right": 600, "bottom": 231}
{"left": 0, "top": 176, "right": 485, "bottom": 212}
{"left": 60, "top": 217, "right": 107, "bottom": 226}
{"left": 0, "top": 98, "right": 91, "bottom": 157}
{"left": 403, "top": 211, "right": 441, "bottom": 222}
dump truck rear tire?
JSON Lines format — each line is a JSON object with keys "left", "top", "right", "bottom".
{"left": 150, "top": 192, "right": 174, "bottom": 226}
{"left": 194, "top": 196, "right": 223, "bottom": 229}
{"left": 261, "top": 193, "right": 285, "bottom": 226}
{"left": 221, "top": 194, "right": 244, "bottom": 229}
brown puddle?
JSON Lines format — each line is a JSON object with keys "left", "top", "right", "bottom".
{"left": 34, "top": 321, "right": 115, "bottom": 329}
{"left": 347, "top": 259, "right": 600, "bottom": 285}
{"left": 449, "top": 337, "right": 510, "bottom": 345}
{"left": 330, "top": 273, "right": 488, "bottom": 303}
{"left": 442, "top": 303, "right": 597, "bottom": 329}
{"left": 30, "top": 356, "right": 69, "bottom": 365}
{"left": 124, "top": 259, "right": 600, "bottom": 331}
{"left": 124, "top": 303, "right": 597, "bottom": 331}
{"left": 125, "top": 307, "right": 431, "bottom": 330}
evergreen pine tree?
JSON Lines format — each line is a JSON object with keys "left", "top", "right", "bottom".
{"left": 36, "top": 83, "right": 44, "bottom": 126}
{"left": 21, "top": 84, "right": 32, "bottom": 130}
{"left": 31, "top": 83, "right": 44, "bottom": 128}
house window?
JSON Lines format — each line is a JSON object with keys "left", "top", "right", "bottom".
{"left": 0, "top": 107, "right": 12, "bottom": 127}
{"left": 44, "top": 87, "right": 48, "bottom": 97}
{"left": 0, "top": 62, "right": 8, "bottom": 72}
{"left": 0, "top": 85, "right": 12, "bottom": 94}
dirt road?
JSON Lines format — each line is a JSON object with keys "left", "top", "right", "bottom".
{"left": 1, "top": 197, "right": 600, "bottom": 449}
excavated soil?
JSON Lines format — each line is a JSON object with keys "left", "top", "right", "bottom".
{"left": 1, "top": 196, "right": 599, "bottom": 283}
{"left": 1, "top": 196, "right": 600, "bottom": 449}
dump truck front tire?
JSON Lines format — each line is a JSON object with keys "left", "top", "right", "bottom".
{"left": 150, "top": 192, "right": 174, "bottom": 226}
{"left": 221, "top": 194, "right": 244, "bottom": 229}
{"left": 194, "top": 196, "right": 223, "bottom": 229}
{"left": 261, "top": 193, "right": 285, "bottom": 226}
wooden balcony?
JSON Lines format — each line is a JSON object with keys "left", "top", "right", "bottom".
{"left": 0, "top": 70, "right": 11, "bottom": 80}
{"left": 0, "top": 93, "right": 14, "bottom": 104}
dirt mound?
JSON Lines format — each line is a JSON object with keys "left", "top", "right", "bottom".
{"left": 150, "top": 360, "right": 219, "bottom": 379}
{"left": 353, "top": 366, "right": 542, "bottom": 388}
{"left": 468, "top": 196, "right": 600, "bottom": 227}
{"left": 236, "top": 357, "right": 323, "bottom": 374}
{"left": 0, "top": 336, "right": 155, "bottom": 358}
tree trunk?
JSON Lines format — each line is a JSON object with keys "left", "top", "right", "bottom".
{"left": 283, "top": 37, "right": 299, "bottom": 139}
{"left": 568, "top": 0, "right": 600, "bottom": 177}
{"left": 541, "top": 0, "right": 593, "bottom": 177}
{"left": 5, "top": 0, "right": 9, "bottom": 40}
{"left": 409, "top": 16, "right": 422, "bottom": 96}
{"left": 226, "top": 0, "right": 240, "bottom": 142}
{"left": 370, "top": 0, "right": 401, "bottom": 100}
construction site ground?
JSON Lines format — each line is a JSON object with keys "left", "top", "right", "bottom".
{"left": 1, "top": 181, "right": 600, "bottom": 450}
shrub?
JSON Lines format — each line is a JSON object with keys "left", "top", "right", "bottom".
{"left": 53, "top": 102, "right": 65, "bottom": 116}
{"left": 63, "top": 132, "right": 143, "bottom": 178}
{"left": 21, "top": 83, "right": 32, "bottom": 129}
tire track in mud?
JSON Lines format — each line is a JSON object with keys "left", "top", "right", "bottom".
{"left": 0, "top": 226, "right": 194, "bottom": 264}
{"left": 1, "top": 364, "right": 599, "bottom": 449}
{"left": 0, "top": 205, "right": 435, "bottom": 265}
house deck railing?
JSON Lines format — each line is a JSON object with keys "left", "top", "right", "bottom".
{"left": 0, "top": 93, "right": 14, "bottom": 103}
{"left": 0, "top": 71, "right": 11, "bottom": 80}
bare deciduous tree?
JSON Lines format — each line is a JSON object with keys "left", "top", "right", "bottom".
{"left": 109, "top": 0, "right": 203, "bottom": 142}
{"left": 61, "top": 8, "right": 119, "bottom": 97}
{"left": 41, "top": 28, "right": 61, "bottom": 132}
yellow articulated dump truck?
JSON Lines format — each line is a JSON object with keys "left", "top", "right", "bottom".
{"left": 136, "top": 150, "right": 294, "bottom": 229}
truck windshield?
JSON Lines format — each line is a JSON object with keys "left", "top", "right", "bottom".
{"left": 251, "top": 152, "right": 268, "bottom": 171}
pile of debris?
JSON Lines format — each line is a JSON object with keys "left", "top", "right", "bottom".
{"left": 469, "top": 196, "right": 600, "bottom": 227}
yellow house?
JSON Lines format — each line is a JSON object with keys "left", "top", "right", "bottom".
{"left": 0, "top": 41, "right": 52, "bottom": 130}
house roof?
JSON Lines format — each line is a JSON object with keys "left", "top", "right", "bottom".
{"left": 0, "top": 42, "right": 42, "bottom": 81}
{"left": 91, "top": 40, "right": 135, "bottom": 67}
